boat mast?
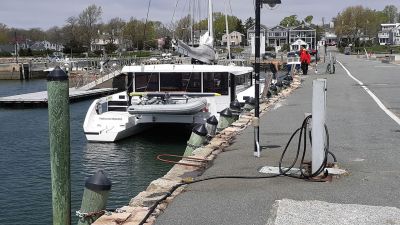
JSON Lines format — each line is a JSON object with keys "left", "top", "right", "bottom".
{"left": 190, "top": 0, "right": 194, "bottom": 46}
{"left": 208, "top": 0, "right": 213, "bottom": 45}
{"left": 224, "top": 0, "right": 231, "bottom": 62}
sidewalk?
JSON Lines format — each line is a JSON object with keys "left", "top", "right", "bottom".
{"left": 155, "top": 58, "right": 400, "bottom": 225}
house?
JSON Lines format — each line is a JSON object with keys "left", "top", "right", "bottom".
{"left": 91, "top": 33, "right": 121, "bottom": 52}
{"left": 288, "top": 24, "right": 317, "bottom": 50}
{"left": 378, "top": 23, "right": 400, "bottom": 46}
{"left": 290, "top": 39, "right": 308, "bottom": 51}
{"left": 30, "top": 40, "right": 64, "bottom": 52}
{"left": 221, "top": 31, "right": 244, "bottom": 46}
{"left": 247, "top": 24, "right": 267, "bottom": 55}
{"left": 247, "top": 24, "right": 267, "bottom": 46}
{"left": 266, "top": 25, "right": 289, "bottom": 50}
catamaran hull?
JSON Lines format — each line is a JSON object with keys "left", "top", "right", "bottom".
{"left": 85, "top": 123, "right": 150, "bottom": 142}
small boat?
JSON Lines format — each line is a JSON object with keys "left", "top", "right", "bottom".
{"left": 128, "top": 96, "right": 208, "bottom": 115}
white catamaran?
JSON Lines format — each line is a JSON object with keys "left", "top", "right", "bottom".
{"left": 83, "top": 0, "right": 257, "bottom": 142}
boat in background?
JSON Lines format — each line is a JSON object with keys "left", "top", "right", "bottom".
{"left": 83, "top": 64, "right": 254, "bottom": 142}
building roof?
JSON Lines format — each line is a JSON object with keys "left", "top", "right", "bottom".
{"left": 268, "top": 25, "right": 288, "bottom": 31}
{"left": 0, "top": 44, "right": 15, "bottom": 53}
{"left": 247, "top": 24, "right": 268, "bottom": 31}
{"left": 291, "top": 24, "right": 316, "bottom": 31}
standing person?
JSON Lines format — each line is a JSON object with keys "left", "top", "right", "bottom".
{"left": 300, "top": 46, "right": 311, "bottom": 75}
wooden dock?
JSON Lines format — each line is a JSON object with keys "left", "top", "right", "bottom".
{"left": 0, "top": 88, "right": 118, "bottom": 107}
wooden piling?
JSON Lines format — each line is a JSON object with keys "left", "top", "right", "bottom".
{"left": 77, "top": 170, "right": 112, "bottom": 225}
{"left": 184, "top": 124, "right": 208, "bottom": 156}
{"left": 47, "top": 66, "right": 71, "bottom": 225}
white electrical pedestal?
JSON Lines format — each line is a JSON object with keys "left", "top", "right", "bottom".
{"left": 312, "top": 79, "right": 327, "bottom": 174}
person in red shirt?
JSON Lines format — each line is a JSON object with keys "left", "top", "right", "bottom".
{"left": 300, "top": 46, "right": 311, "bottom": 75}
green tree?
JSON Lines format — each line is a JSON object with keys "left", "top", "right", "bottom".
{"left": 279, "top": 15, "right": 300, "bottom": 27}
{"left": 0, "top": 23, "right": 9, "bottom": 44}
{"left": 244, "top": 17, "right": 255, "bottom": 31}
{"left": 304, "top": 15, "right": 313, "bottom": 24}
{"left": 104, "top": 42, "right": 118, "bottom": 54}
{"left": 335, "top": 5, "right": 388, "bottom": 44}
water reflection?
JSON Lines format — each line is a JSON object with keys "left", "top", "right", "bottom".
{"left": 80, "top": 125, "right": 191, "bottom": 208}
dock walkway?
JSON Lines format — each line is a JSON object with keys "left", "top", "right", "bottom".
{"left": 154, "top": 53, "right": 400, "bottom": 225}
{"left": 0, "top": 87, "right": 117, "bottom": 107}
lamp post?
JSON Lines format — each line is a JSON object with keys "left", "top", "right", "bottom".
{"left": 254, "top": 0, "right": 281, "bottom": 157}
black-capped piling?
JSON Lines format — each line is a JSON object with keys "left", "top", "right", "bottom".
{"left": 217, "top": 108, "right": 235, "bottom": 132}
{"left": 77, "top": 170, "right": 112, "bottom": 225}
{"left": 184, "top": 124, "right": 208, "bottom": 156}
{"left": 206, "top": 115, "right": 219, "bottom": 139}
{"left": 47, "top": 66, "right": 71, "bottom": 225}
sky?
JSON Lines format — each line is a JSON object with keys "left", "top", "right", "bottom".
{"left": 0, "top": 0, "right": 399, "bottom": 30}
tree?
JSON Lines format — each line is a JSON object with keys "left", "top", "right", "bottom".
{"left": 104, "top": 42, "right": 118, "bottom": 54}
{"left": 0, "top": 23, "right": 9, "bottom": 44}
{"left": 46, "top": 26, "right": 63, "bottom": 45}
{"left": 244, "top": 17, "right": 255, "bottom": 31}
{"left": 78, "top": 4, "right": 103, "bottom": 51}
{"left": 304, "top": 15, "right": 313, "bottom": 24}
{"left": 104, "top": 17, "right": 125, "bottom": 44}
{"left": 173, "top": 15, "right": 191, "bottom": 42}
{"left": 334, "top": 5, "right": 387, "bottom": 45}
{"left": 280, "top": 15, "right": 300, "bottom": 27}
{"left": 382, "top": 5, "right": 398, "bottom": 23}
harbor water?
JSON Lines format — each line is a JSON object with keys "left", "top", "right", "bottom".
{"left": 0, "top": 79, "right": 189, "bottom": 225}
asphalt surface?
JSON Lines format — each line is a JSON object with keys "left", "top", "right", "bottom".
{"left": 155, "top": 52, "right": 400, "bottom": 225}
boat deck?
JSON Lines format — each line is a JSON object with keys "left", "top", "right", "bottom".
{"left": 0, "top": 88, "right": 117, "bottom": 107}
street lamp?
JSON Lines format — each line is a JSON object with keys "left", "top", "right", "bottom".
{"left": 262, "top": 0, "right": 281, "bottom": 7}
{"left": 254, "top": 0, "right": 281, "bottom": 157}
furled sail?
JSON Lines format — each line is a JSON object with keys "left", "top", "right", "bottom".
{"left": 173, "top": 0, "right": 216, "bottom": 64}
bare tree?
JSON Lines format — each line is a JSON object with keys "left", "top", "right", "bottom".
{"left": 383, "top": 5, "right": 398, "bottom": 23}
{"left": 78, "top": 4, "right": 103, "bottom": 52}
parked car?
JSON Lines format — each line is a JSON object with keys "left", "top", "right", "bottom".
{"left": 263, "top": 51, "right": 276, "bottom": 59}
{"left": 344, "top": 47, "right": 351, "bottom": 55}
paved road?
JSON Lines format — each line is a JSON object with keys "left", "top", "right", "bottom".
{"left": 155, "top": 53, "right": 400, "bottom": 225}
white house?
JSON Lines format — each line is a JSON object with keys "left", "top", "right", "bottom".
{"left": 378, "top": 23, "right": 400, "bottom": 46}
{"left": 288, "top": 24, "right": 317, "bottom": 50}
{"left": 290, "top": 39, "right": 308, "bottom": 51}
{"left": 30, "top": 40, "right": 64, "bottom": 52}
{"left": 247, "top": 25, "right": 267, "bottom": 55}
{"left": 267, "top": 25, "right": 289, "bottom": 50}
{"left": 91, "top": 33, "right": 121, "bottom": 52}
{"left": 221, "top": 31, "right": 244, "bottom": 46}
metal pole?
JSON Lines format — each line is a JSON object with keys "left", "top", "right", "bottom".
{"left": 47, "top": 66, "right": 71, "bottom": 225}
{"left": 254, "top": 0, "right": 261, "bottom": 157}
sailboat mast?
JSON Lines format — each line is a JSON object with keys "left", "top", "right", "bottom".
{"left": 224, "top": 0, "right": 231, "bottom": 61}
{"left": 208, "top": 0, "right": 213, "bottom": 40}
{"left": 190, "top": 0, "right": 194, "bottom": 46}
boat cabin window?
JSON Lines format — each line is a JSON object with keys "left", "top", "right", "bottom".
{"left": 235, "top": 72, "right": 252, "bottom": 93}
{"left": 160, "top": 72, "right": 201, "bottom": 92}
{"left": 203, "top": 72, "right": 229, "bottom": 95}
{"left": 135, "top": 73, "right": 159, "bottom": 92}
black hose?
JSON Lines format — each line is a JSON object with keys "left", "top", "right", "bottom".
{"left": 138, "top": 115, "right": 334, "bottom": 224}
